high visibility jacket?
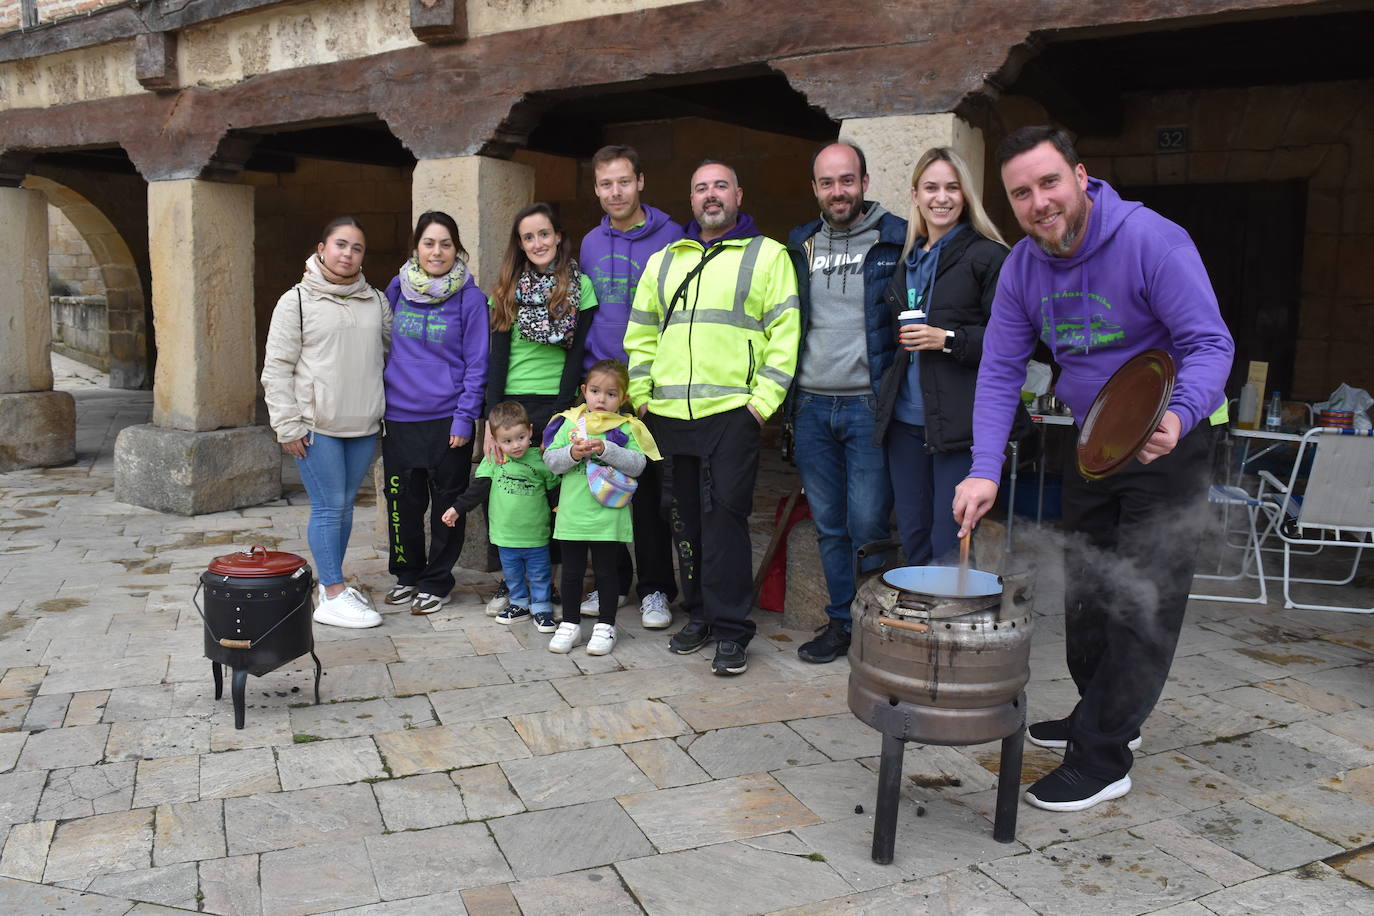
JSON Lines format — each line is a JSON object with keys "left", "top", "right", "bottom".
{"left": 624, "top": 234, "right": 800, "bottom": 421}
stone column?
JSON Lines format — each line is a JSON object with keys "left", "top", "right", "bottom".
{"left": 0, "top": 187, "right": 75, "bottom": 471}
{"left": 840, "top": 113, "right": 986, "bottom": 224}
{"left": 411, "top": 155, "right": 535, "bottom": 293}
{"left": 114, "top": 179, "right": 280, "bottom": 514}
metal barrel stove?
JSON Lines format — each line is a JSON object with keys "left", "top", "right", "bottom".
{"left": 848, "top": 563, "right": 1033, "bottom": 863}
{"left": 194, "top": 546, "right": 323, "bottom": 729}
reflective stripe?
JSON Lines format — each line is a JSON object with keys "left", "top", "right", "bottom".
{"left": 654, "top": 383, "right": 751, "bottom": 399}
{"left": 628, "top": 362, "right": 653, "bottom": 379}
{"left": 664, "top": 309, "right": 763, "bottom": 332}
{"left": 1209, "top": 400, "right": 1229, "bottom": 426}
{"left": 732, "top": 237, "right": 765, "bottom": 318}
{"left": 655, "top": 248, "right": 679, "bottom": 314}
{"left": 628, "top": 307, "right": 659, "bottom": 326}
{"left": 759, "top": 294, "right": 799, "bottom": 329}
{"left": 758, "top": 365, "right": 793, "bottom": 389}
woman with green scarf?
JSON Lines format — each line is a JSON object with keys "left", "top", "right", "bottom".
{"left": 381, "top": 211, "right": 490, "bottom": 615}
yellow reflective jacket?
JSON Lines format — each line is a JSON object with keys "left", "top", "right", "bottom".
{"left": 624, "top": 233, "right": 800, "bottom": 421}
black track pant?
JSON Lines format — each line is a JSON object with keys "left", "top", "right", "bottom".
{"left": 615, "top": 458, "right": 679, "bottom": 600}
{"left": 383, "top": 418, "right": 473, "bottom": 598}
{"left": 667, "top": 408, "right": 761, "bottom": 646}
{"left": 1059, "top": 421, "right": 1215, "bottom": 780}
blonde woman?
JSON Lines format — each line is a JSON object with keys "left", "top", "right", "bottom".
{"left": 874, "top": 148, "right": 1028, "bottom": 566}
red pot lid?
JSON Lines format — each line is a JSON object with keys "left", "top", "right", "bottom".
{"left": 1076, "top": 349, "right": 1176, "bottom": 480}
{"left": 207, "top": 545, "right": 307, "bottom": 577}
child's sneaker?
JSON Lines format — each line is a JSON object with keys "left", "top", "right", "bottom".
{"left": 579, "top": 589, "right": 628, "bottom": 617}
{"left": 485, "top": 581, "right": 510, "bottom": 617}
{"left": 586, "top": 623, "right": 617, "bottom": 656}
{"left": 495, "top": 605, "right": 531, "bottom": 625}
{"left": 532, "top": 611, "right": 558, "bottom": 633}
{"left": 548, "top": 621, "right": 583, "bottom": 653}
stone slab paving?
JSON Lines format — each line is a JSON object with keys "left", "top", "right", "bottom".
{"left": 0, "top": 374, "right": 1373, "bottom": 914}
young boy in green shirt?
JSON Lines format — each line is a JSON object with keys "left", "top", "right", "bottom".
{"left": 442, "top": 402, "right": 559, "bottom": 630}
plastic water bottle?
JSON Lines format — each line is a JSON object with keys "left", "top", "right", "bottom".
{"left": 1265, "top": 392, "right": 1282, "bottom": 432}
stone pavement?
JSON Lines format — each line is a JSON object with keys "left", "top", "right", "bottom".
{"left": 0, "top": 355, "right": 1370, "bottom": 914}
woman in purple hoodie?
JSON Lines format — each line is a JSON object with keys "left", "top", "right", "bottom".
{"left": 381, "top": 211, "right": 489, "bottom": 615}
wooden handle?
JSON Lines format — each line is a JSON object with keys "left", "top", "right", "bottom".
{"left": 877, "top": 616, "right": 930, "bottom": 633}
{"left": 218, "top": 638, "right": 251, "bottom": 649}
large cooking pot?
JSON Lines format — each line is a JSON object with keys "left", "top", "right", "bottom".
{"left": 849, "top": 566, "right": 1033, "bottom": 734}
{"left": 194, "top": 545, "right": 321, "bottom": 728}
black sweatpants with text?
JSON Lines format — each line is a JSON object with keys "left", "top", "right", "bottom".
{"left": 383, "top": 417, "right": 474, "bottom": 598}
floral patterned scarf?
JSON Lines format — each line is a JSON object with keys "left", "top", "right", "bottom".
{"left": 515, "top": 261, "right": 581, "bottom": 349}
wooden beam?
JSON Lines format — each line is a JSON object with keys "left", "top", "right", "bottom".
{"left": 410, "top": 0, "right": 467, "bottom": 45}
{"left": 135, "top": 32, "right": 178, "bottom": 93}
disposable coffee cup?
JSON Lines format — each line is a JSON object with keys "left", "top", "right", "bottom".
{"left": 899, "top": 308, "right": 926, "bottom": 327}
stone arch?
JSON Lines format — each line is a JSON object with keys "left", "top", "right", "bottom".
{"left": 21, "top": 175, "right": 149, "bottom": 389}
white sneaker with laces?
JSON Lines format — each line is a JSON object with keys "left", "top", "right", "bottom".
{"left": 580, "top": 590, "right": 629, "bottom": 617}
{"left": 313, "top": 586, "right": 383, "bottom": 629}
{"left": 548, "top": 621, "right": 583, "bottom": 653}
{"left": 640, "top": 591, "right": 672, "bottom": 629}
{"left": 586, "top": 623, "right": 617, "bottom": 656}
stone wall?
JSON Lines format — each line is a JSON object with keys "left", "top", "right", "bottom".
{"left": 989, "top": 80, "right": 1374, "bottom": 402}
{"left": 46, "top": 202, "right": 101, "bottom": 295}
{"left": 244, "top": 157, "right": 411, "bottom": 362}
{"left": 50, "top": 294, "right": 107, "bottom": 369}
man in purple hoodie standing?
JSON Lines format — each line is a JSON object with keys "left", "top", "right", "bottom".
{"left": 954, "top": 127, "right": 1234, "bottom": 812}
{"left": 579, "top": 145, "right": 685, "bottom": 630}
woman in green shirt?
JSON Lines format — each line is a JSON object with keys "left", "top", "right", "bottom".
{"left": 482, "top": 202, "right": 598, "bottom": 613}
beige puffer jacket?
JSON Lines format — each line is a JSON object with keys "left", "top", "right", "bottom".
{"left": 261, "top": 276, "right": 392, "bottom": 442}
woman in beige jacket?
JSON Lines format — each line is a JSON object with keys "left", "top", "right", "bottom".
{"left": 261, "top": 216, "right": 391, "bottom": 628}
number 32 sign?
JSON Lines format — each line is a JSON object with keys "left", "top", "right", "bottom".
{"left": 1156, "top": 127, "right": 1188, "bottom": 153}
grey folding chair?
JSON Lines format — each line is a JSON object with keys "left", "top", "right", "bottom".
{"left": 1189, "top": 483, "right": 1269, "bottom": 604}
{"left": 1257, "top": 428, "right": 1374, "bottom": 613}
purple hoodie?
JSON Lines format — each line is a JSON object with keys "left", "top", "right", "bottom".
{"left": 383, "top": 273, "right": 490, "bottom": 439}
{"left": 970, "top": 178, "right": 1234, "bottom": 481}
{"left": 580, "top": 203, "right": 683, "bottom": 366}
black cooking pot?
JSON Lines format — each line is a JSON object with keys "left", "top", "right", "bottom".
{"left": 194, "top": 545, "right": 321, "bottom": 728}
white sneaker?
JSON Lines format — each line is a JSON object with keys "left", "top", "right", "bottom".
{"left": 579, "top": 590, "right": 629, "bottom": 617}
{"left": 485, "top": 581, "right": 510, "bottom": 617}
{"left": 640, "top": 591, "right": 672, "bottom": 629}
{"left": 313, "top": 586, "right": 382, "bottom": 629}
{"left": 410, "top": 592, "right": 450, "bottom": 615}
{"left": 586, "top": 623, "right": 617, "bottom": 656}
{"left": 548, "top": 621, "right": 583, "bottom": 653}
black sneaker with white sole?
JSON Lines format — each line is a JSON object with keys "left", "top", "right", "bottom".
{"left": 1027, "top": 717, "right": 1141, "bottom": 751}
{"left": 495, "top": 605, "right": 531, "bottom": 625}
{"left": 711, "top": 640, "right": 748, "bottom": 676}
{"left": 1024, "top": 764, "right": 1131, "bottom": 812}
{"left": 668, "top": 620, "right": 712, "bottom": 655}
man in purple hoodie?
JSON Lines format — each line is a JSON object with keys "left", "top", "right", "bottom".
{"left": 579, "top": 145, "right": 685, "bottom": 630}
{"left": 954, "top": 127, "right": 1234, "bottom": 812}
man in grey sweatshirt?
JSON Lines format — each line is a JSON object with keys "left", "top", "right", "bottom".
{"left": 784, "top": 142, "right": 907, "bottom": 663}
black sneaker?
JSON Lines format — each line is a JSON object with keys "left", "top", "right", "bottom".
{"left": 532, "top": 611, "right": 558, "bottom": 634}
{"left": 495, "top": 605, "right": 531, "bottom": 626}
{"left": 1024, "top": 764, "right": 1131, "bottom": 812}
{"left": 668, "top": 620, "right": 712, "bottom": 655}
{"left": 798, "top": 618, "right": 850, "bottom": 663}
{"left": 1027, "top": 717, "right": 1142, "bottom": 751}
{"left": 711, "top": 640, "right": 748, "bottom": 676}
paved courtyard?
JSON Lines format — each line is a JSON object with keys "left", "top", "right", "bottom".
{"left": 0, "top": 356, "right": 1371, "bottom": 915}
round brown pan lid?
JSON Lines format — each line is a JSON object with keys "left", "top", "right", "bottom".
{"left": 1076, "top": 349, "right": 1176, "bottom": 480}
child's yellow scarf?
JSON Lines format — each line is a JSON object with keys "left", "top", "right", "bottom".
{"left": 555, "top": 404, "right": 661, "bottom": 460}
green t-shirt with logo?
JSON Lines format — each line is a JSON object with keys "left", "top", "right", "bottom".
{"left": 473, "top": 451, "right": 559, "bottom": 547}
{"left": 500, "top": 273, "right": 598, "bottom": 396}
{"left": 548, "top": 418, "right": 640, "bottom": 543}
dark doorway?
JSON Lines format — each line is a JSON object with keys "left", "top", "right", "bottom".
{"left": 1121, "top": 180, "right": 1306, "bottom": 396}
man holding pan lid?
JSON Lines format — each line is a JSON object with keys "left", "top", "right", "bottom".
{"left": 954, "top": 126, "right": 1233, "bottom": 813}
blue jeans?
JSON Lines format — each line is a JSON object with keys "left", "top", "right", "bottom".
{"left": 295, "top": 432, "right": 378, "bottom": 587}
{"left": 793, "top": 393, "right": 893, "bottom": 624}
{"left": 886, "top": 420, "right": 972, "bottom": 566}
{"left": 498, "top": 545, "right": 553, "bottom": 615}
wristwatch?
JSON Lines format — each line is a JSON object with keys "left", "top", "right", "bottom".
{"left": 942, "top": 330, "right": 955, "bottom": 354}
